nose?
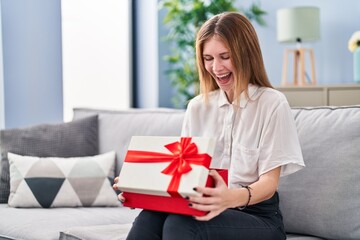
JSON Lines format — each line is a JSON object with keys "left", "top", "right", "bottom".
{"left": 212, "top": 59, "right": 223, "bottom": 73}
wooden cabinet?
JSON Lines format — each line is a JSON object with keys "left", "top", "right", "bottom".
{"left": 276, "top": 84, "right": 360, "bottom": 107}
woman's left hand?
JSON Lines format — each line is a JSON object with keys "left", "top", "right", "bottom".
{"left": 188, "top": 170, "right": 235, "bottom": 221}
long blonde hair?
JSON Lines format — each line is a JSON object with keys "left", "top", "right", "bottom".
{"left": 196, "top": 12, "right": 272, "bottom": 103}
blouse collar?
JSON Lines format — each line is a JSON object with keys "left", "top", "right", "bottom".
{"left": 218, "top": 84, "right": 260, "bottom": 108}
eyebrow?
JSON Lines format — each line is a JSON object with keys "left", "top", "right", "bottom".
{"left": 203, "top": 52, "right": 229, "bottom": 57}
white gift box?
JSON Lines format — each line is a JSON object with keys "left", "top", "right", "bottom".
{"left": 117, "top": 136, "right": 215, "bottom": 198}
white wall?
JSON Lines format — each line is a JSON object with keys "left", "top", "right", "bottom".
{"left": 1, "top": 0, "right": 63, "bottom": 129}
{"left": 240, "top": 0, "right": 360, "bottom": 86}
{"left": 61, "top": 0, "right": 131, "bottom": 121}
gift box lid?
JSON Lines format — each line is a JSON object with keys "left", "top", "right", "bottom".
{"left": 117, "top": 136, "right": 215, "bottom": 197}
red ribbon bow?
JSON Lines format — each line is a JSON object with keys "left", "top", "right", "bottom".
{"left": 124, "top": 137, "right": 211, "bottom": 197}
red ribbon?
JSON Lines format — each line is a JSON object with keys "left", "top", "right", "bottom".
{"left": 124, "top": 137, "right": 211, "bottom": 197}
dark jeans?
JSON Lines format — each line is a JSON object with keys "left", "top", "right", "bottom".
{"left": 126, "top": 192, "right": 286, "bottom": 240}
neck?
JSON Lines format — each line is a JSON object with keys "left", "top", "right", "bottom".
{"left": 225, "top": 90, "right": 234, "bottom": 103}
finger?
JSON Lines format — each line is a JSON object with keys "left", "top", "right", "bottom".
{"left": 113, "top": 177, "right": 120, "bottom": 190}
{"left": 114, "top": 177, "right": 119, "bottom": 183}
{"left": 189, "top": 202, "right": 217, "bottom": 212}
{"left": 194, "top": 211, "right": 219, "bottom": 221}
{"left": 118, "top": 193, "right": 125, "bottom": 203}
{"left": 192, "top": 186, "right": 217, "bottom": 197}
{"left": 209, "top": 170, "right": 226, "bottom": 187}
{"left": 189, "top": 195, "right": 218, "bottom": 205}
{"left": 112, "top": 183, "right": 119, "bottom": 191}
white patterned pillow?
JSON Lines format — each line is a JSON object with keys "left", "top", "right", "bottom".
{"left": 8, "top": 152, "right": 120, "bottom": 208}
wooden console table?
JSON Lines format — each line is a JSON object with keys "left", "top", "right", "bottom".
{"left": 276, "top": 84, "right": 360, "bottom": 107}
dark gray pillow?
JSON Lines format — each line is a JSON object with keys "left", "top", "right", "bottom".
{"left": 0, "top": 115, "right": 98, "bottom": 203}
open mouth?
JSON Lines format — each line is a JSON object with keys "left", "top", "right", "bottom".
{"left": 216, "top": 73, "right": 232, "bottom": 82}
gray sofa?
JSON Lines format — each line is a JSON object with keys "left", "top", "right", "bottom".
{"left": 0, "top": 106, "right": 359, "bottom": 240}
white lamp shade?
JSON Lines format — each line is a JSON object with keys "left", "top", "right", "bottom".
{"left": 277, "top": 6, "right": 320, "bottom": 43}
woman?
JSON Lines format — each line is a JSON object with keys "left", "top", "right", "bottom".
{"left": 115, "top": 12, "right": 305, "bottom": 240}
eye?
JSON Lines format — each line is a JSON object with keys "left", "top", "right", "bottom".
{"left": 203, "top": 56, "right": 213, "bottom": 61}
{"left": 221, "top": 54, "right": 230, "bottom": 60}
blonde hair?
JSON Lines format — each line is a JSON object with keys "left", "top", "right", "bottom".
{"left": 195, "top": 12, "right": 272, "bottom": 103}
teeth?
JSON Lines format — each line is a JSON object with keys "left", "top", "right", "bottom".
{"left": 217, "top": 73, "right": 230, "bottom": 78}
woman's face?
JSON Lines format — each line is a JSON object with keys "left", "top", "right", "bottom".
{"left": 203, "top": 36, "right": 235, "bottom": 102}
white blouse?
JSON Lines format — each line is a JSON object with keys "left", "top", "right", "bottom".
{"left": 181, "top": 84, "right": 305, "bottom": 188}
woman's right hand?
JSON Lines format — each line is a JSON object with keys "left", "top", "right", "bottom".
{"left": 113, "top": 177, "right": 126, "bottom": 203}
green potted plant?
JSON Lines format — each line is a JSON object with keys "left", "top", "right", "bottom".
{"left": 159, "top": 0, "right": 267, "bottom": 108}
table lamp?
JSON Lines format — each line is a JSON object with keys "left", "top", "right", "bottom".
{"left": 277, "top": 6, "right": 320, "bottom": 86}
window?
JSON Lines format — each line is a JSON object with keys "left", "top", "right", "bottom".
{"left": 61, "top": 0, "right": 132, "bottom": 121}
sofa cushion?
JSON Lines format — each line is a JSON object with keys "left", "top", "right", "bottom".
{"left": 8, "top": 152, "right": 119, "bottom": 208}
{"left": 286, "top": 234, "right": 326, "bottom": 240}
{"left": 0, "top": 115, "right": 99, "bottom": 203}
{"left": 72, "top": 108, "right": 185, "bottom": 175}
{"left": 0, "top": 204, "right": 141, "bottom": 240}
{"left": 59, "top": 223, "right": 132, "bottom": 240}
{"left": 278, "top": 106, "right": 360, "bottom": 239}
